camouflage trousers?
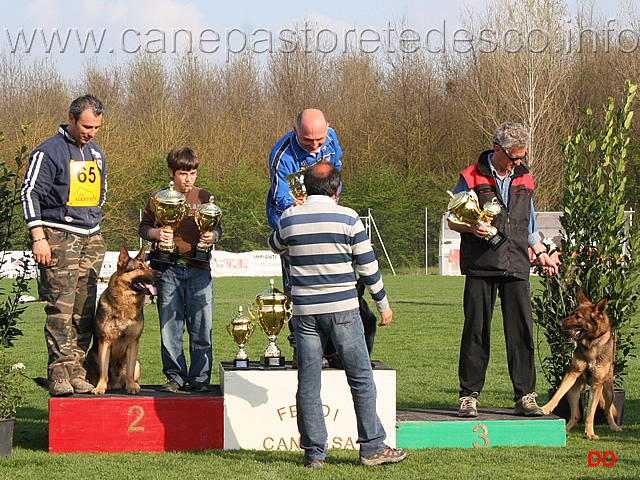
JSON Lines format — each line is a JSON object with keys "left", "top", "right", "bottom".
{"left": 39, "top": 227, "right": 106, "bottom": 382}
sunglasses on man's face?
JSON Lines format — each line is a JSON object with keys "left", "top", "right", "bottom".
{"left": 497, "top": 144, "right": 527, "bottom": 161}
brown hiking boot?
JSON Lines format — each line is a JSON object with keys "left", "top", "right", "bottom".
{"left": 70, "top": 378, "right": 95, "bottom": 394}
{"left": 303, "top": 458, "right": 325, "bottom": 469}
{"left": 515, "top": 392, "right": 544, "bottom": 417}
{"left": 360, "top": 446, "right": 407, "bottom": 466}
{"left": 459, "top": 392, "right": 479, "bottom": 417}
{"left": 49, "top": 378, "right": 74, "bottom": 397}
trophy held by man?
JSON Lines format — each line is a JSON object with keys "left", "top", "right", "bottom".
{"left": 447, "top": 190, "right": 507, "bottom": 250}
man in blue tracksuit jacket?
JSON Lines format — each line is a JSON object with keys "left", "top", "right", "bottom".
{"left": 266, "top": 109, "right": 342, "bottom": 357}
{"left": 20, "top": 94, "right": 107, "bottom": 396}
{"left": 266, "top": 109, "right": 342, "bottom": 230}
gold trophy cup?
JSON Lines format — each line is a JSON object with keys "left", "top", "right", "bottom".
{"left": 153, "top": 181, "right": 188, "bottom": 263}
{"left": 248, "top": 278, "right": 292, "bottom": 369}
{"left": 447, "top": 190, "right": 507, "bottom": 250}
{"left": 194, "top": 196, "right": 223, "bottom": 262}
{"left": 226, "top": 305, "right": 256, "bottom": 369}
{"left": 285, "top": 169, "right": 307, "bottom": 201}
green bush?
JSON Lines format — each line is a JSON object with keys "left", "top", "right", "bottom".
{"left": 533, "top": 81, "right": 640, "bottom": 389}
{"left": 0, "top": 125, "right": 31, "bottom": 348}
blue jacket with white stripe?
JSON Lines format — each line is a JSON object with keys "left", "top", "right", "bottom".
{"left": 20, "top": 125, "right": 107, "bottom": 236}
{"left": 266, "top": 127, "right": 342, "bottom": 230}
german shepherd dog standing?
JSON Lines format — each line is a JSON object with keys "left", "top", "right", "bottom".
{"left": 85, "top": 246, "right": 161, "bottom": 395}
{"left": 541, "top": 289, "right": 621, "bottom": 439}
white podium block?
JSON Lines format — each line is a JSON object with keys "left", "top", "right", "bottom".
{"left": 220, "top": 361, "right": 396, "bottom": 451}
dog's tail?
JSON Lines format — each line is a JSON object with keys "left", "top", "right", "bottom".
{"left": 33, "top": 377, "right": 49, "bottom": 389}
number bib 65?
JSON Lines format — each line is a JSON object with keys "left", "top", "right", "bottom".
{"left": 67, "top": 160, "right": 101, "bottom": 206}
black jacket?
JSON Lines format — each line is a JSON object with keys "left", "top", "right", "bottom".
{"left": 458, "top": 150, "right": 534, "bottom": 280}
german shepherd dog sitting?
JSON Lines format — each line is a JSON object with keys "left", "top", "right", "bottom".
{"left": 324, "top": 277, "right": 378, "bottom": 369}
{"left": 85, "top": 246, "right": 161, "bottom": 395}
{"left": 541, "top": 289, "right": 621, "bottom": 439}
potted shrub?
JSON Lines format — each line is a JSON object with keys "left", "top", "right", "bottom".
{"left": 0, "top": 348, "right": 25, "bottom": 457}
{"left": 533, "top": 81, "right": 640, "bottom": 424}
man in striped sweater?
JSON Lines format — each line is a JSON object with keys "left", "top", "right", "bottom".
{"left": 268, "top": 164, "right": 406, "bottom": 468}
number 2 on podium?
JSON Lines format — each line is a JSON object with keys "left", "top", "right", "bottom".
{"left": 127, "top": 406, "right": 145, "bottom": 432}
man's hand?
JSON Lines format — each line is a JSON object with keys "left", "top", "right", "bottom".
{"left": 157, "top": 226, "right": 174, "bottom": 243}
{"left": 199, "top": 231, "right": 215, "bottom": 246}
{"left": 379, "top": 307, "right": 393, "bottom": 326}
{"left": 470, "top": 222, "right": 489, "bottom": 239}
{"left": 31, "top": 227, "right": 51, "bottom": 266}
{"left": 533, "top": 252, "right": 559, "bottom": 276}
{"left": 32, "top": 238, "right": 52, "bottom": 266}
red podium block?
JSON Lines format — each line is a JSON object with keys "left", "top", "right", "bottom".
{"left": 48, "top": 385, "right": 224, "bottom": 453}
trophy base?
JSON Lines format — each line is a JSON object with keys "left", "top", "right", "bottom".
{"left": 193, "top": 249, "right": 212, "bottom": 263}
{"left": 260, "top": 355, "right": 286, "bottom": 369}
{"left": 486, "top": 230, "right": 507, "bottom": 250}
{"left": 154, "top": 250, "right": 180, "bottom": 264}
{"left": 233, "top": 358, "right": 249, "bottom": 369}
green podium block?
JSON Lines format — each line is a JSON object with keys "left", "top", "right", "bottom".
{"left": 396, "top": 408, "right": 566, "bottom": 449}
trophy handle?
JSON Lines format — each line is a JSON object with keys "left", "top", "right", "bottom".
{"left": 247, "top": 304, "right": 260, "bottom": 327}
{"left": 178, "top": 203, "right": 188, "bottom": 224}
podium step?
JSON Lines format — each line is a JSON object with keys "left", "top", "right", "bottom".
{"left": 47, "top": 384, "right": 566, "bottom": 452}
{"left": 396, "top": 407, "right": 566, "bottom": 448}
{"left": 220, "top": 361, "right": 397, "bottom": 450}
{"left": 48, "top": 385, "right": 224, "bottom": 453}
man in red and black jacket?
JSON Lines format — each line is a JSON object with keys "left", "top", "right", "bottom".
{"left": 448, "top": 122, "right": 558, "bottom": 418}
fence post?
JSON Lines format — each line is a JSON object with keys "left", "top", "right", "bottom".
{"left": 425, "top": 207, "right": 428, "bottom": 275}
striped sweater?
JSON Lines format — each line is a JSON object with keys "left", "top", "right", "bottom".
{"left": 268, "top": 195, "right": 389, "bottom": 315}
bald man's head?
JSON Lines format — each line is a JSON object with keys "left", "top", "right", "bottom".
{"left": 294, "top": 109, "right": 329, "bottom": 153}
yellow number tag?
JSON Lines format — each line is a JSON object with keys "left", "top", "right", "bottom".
{"left": 67, "top": 160, "right": 101, "bottom": 206}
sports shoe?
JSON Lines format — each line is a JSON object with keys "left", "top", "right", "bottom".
{"left": 360, "top": 446, "right": 407, "bottom": 466}
{"left": 459, "top": 392, "right": 479, "bottom": 417}
{"left": 49, "top": 378, "right": 74, "bottom": 397}
{"left": 303, "top": 458, "right": 325, "bottom": 469}
{"left": 161, "top": 378, "right": 181, "bottom": 393}
{"left": 190, "top": 382, "right": 213, "bottom": 393}
{"left": 70, "top": 377, "right": 95, "bottom": 394}
{"left": 515, "top": 392, "right": 544, "bottom": 416}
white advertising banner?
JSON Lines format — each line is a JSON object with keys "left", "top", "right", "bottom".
{"left": 1, "top": 250, "right": 281, "bottom": 280}
{"left": 210, "top": 250, "right": 281, "bottom": 278}
{"left": 0, "top": 252, "right": 38, "bottom": 279}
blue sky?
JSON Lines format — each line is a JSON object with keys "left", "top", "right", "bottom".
{"left": 1, "top": 0, "right": 626, "bottom": 72}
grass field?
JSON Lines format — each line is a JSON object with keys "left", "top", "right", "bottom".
{"left": 2, "top": 275, "right": 639, "bottom": 479}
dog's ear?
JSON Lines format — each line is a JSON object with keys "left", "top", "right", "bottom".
{"left": 135, "top": 245, "right": 146, "bottom": 261}
{"left": 595, "top": 297, "right": 608, "bottom": 314}
{"left": 577, "top": 288, "right": 590, "bottom": 305}
{"left": 117, "top": 245, "right": 131, "bottom": 271}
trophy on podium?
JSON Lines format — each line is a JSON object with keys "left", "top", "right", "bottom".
{"left": 226, "top": 305, "right": 256, "bottom": 369}
{"left": 447, "top": 189, "right": 507, "bottom": 250}
{"left": 194, "top": 196, "right": 223, "bottom": 262}
{"left": 248, "top": 279, "right": 292, "bottom": 369}
{"left": 153, "top": 181, "right": 188, "bottom": 263}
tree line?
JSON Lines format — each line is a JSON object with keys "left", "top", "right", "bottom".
{"left": 1, "top": 0, "right": 639, "bottom": 271}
